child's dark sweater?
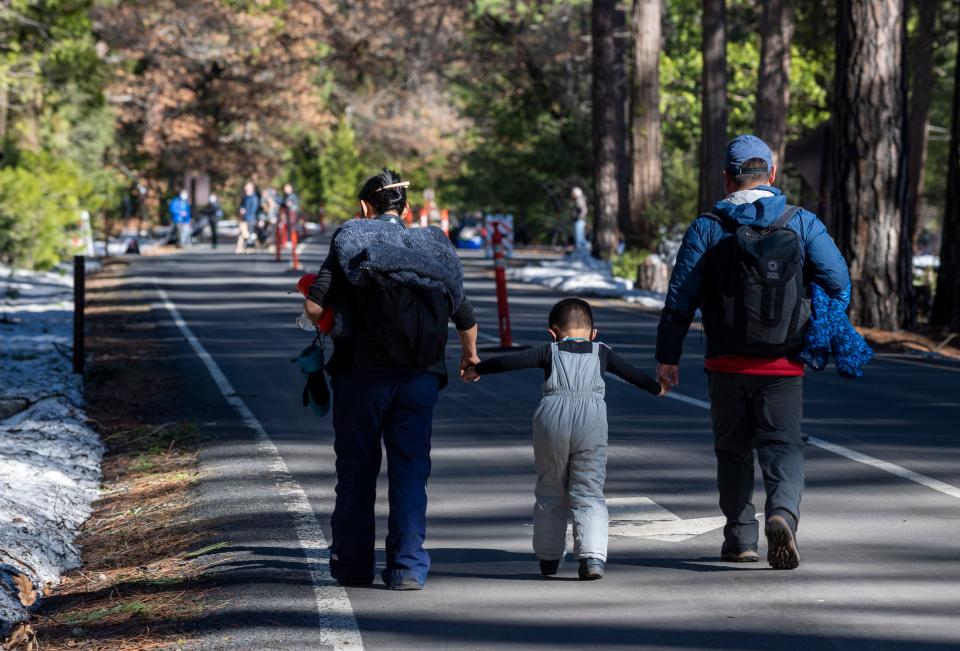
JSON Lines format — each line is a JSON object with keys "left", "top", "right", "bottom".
{"left": 475, "top": 340, "right": 661, "bottom": 395}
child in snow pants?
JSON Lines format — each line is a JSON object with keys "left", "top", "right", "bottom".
{"left": 463, "top": 298, "right": 665, "bottom": 580}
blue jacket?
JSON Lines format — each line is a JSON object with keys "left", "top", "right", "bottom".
{"left": 655, "top": 186, "right": 850, "bottom": 365}
{"left": 240, "top": 193, "right": 260, "bottom": 223}
{"left": 168, "top": 197, "right": 191, "bottom": 224}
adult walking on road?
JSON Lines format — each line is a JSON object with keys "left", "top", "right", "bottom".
{"left": 655, "top": 135, "right": 850, "bottom": 569}
{"left": 203, "top": 193, "right": 224, "bottom": 249}
{"left": 237, "top": 182, "right": 259, "bottom": 253}
{"left": 168, "top": 190, "right": 192, "bottom": 248}
{"left": 303, "top": 168, "right": 479, "bottom": 590}
{"left": 281, "top": 182, "right": 300, "bottom": 235}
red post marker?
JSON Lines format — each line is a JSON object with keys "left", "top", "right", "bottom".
{"left": 440, "top": 208, "right": 450, "bottom": 236}
{"left": 492, "top": 225, "right": 513, "bottom": 348}
{"left": 290, "top": 227, "right": 301, "bottom": 271}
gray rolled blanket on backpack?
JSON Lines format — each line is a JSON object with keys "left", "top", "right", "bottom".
{"left": 333, "top": 218, "right": 465, "bottom": 309}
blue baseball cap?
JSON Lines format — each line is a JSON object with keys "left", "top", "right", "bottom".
{"left": 724, "top": 135, "right": 773, "bottom": 174}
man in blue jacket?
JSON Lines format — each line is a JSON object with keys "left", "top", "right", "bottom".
{"left": 655, "top": 135, "right": 850, "bottom": 569}
{"left": 168, "top": 191, "right": 192, "bottom": 248}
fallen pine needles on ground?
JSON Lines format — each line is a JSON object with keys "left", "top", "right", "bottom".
{"left": 21, "top": 261, "right": 218, "bottom": 651}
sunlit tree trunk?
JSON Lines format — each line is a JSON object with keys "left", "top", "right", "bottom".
{"left": 906, "top": 0, "right": 936, "bottom": 249}
{"left": 592, "top": 0, "right": 625, "bottom": 259}
{"left": 832, "top": 0, "right": 911, "bottom": 329}
{"left": 931, "top": 15, "right": 960, "bottom": 330}
{"left": 627, "top": 0, "right": 662, "bottom": 249}
{"left": 698, "top": 0, "right": 727, "bottom": 212}
{"left": 756, "top": 0, "right": 793, "bottom": 169}
{"left": 0, "top": 83, "right": 8, "bottom": 142}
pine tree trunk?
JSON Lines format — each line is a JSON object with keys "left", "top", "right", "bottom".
{"left": 906, "top": 0, "right": 936, "bottom": 249}
{"left": 592, "top": 0, "right": 625, "bottom": 259}
{"left": 698, "top": 0, "right": 727, "bottom": 212}
{"left": 931, "top": 15, "right": 960, "bottom": 330}
{"left": 755, "top": 0, "right": 793, "bottom": 168}
{"left": 832, "top": 0, "right": 911, "bottom": 329}
{"left": 627, "top": 0, "right": 662, "bottom": 249}
{"left": 615, "top": 7, "right": 631, "bottom": 246}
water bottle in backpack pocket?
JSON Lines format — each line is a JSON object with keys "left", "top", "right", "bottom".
{"left": 711, "top": 206, "right": 811, "bottom": 357}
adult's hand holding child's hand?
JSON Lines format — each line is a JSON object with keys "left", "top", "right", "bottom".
{"left": 461, "top": 365, "right": 480, "bottom": 382}
{"left": 656, "top": 363, "right": 680, "bottom": 389}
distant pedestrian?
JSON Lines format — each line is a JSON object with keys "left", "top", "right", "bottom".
{"left": 204, "top": 193, "right": 224, "bottom": 249}
{"left": 237, "top": 182, "right": 259, "bottom": 253}
{"left": 571, "top": 186, "right": 589, "bottom": 254}
{"left": 463, "top": 298, "right": 665, "bottom": 580}
{"left": 655, "top": 134, "right": 850, "bottom": 569}
{"left": 303, "top": 168, "right": 479, "bottom": 590}
{"left": 281, "top": 183, "right": 301, "bottom": 234}
{"left": 168, "top": 190, "right": 192, "bottom": 248}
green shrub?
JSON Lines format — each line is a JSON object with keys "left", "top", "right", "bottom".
{"left": 612, "top": 248, "right": 652, "bottom": 281}
{"left": 0, "top": 153, "right": 109, "bottom": 270}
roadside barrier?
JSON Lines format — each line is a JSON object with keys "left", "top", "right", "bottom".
{"left": 274, "top": 222, "right": 285, "bottom": 262}
{"left": 440, "top": 209, "right": 450, "bottom": 236}
{"left": 492, "top": 225, "right": 513, "bottom": 348}
{"left": 290, "top": 227, "right": 301, "bottom": 271}
{"left": 73, "top": 255, "right": 85, "bottom": 375}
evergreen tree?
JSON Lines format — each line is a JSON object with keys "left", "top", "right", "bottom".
{"left": 319, "top": 118, "right": 366, "bottom": 222}
{"left": 698, "top": 0, "right": 727, "bottom": 212}
{"left": 832, "top": 0, "right": 911, "bottom": 328}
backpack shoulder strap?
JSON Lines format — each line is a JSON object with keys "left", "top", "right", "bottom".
{"left": 769, "top": 205, "right": 799, "bottom": 231}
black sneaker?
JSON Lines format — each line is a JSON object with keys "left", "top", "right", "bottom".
{"left": 539, "top": 559, "right": 561, "bottom": 576}
{"left": 578, "top": 558, "right": 604, "bottom": 580}
{"left": 765, "top": 515, "right": 800, "bottom": 570}
{"left": 720, "top": 549, "right": 760, "bottom": 563}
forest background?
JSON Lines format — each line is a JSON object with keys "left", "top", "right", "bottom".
{"left": 1, "top": 0, "right": 959, "bottom": 330}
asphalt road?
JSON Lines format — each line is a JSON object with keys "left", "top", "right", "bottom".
{"left": 134, "top": 238, "right": 960, "bottom": 650}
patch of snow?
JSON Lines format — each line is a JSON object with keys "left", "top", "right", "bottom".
{"left": 0, "top": 265, "right": 103, "bottom": 635}
{"left": 506, "top": 250, "right": 667, "bottom": 310}
{"left": 913, "top": 254, "right": 939, "bottom": 270}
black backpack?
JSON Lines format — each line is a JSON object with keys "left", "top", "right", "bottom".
{"left": 704, "top": 206, "right": 811, "bottom": 357}
{"left": 348, "top": 271, "right": 450, "bottom": 370}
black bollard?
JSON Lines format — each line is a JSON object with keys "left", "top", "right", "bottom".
{"left": 73, "top": 255, "right": 85, "bottom": 375}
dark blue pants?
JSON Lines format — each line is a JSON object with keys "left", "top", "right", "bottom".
{"left": 329, "top": 370, "right": 439, "bottom": 587}
{"left": 708, "top": 371, "right": 805, "bottom": 554}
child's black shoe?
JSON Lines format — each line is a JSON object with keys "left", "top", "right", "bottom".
{"left": 578, "top": 558, "right": 604, "bottom": 580}
{"left": 539, "top": 559, "right": 560, "bottom": 576}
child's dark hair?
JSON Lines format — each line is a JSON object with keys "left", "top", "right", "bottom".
{"left": 548, "top": 298, "right": 594, "bottom": 331}
{"left": 358, "top": 168, "right": 407, "bottom": 215}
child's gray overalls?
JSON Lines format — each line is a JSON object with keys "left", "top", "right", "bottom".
{"left": 532, "top": 342, "right": 608, "bottom": 561}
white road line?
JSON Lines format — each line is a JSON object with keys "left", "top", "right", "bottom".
{"left": 608, "top": 374, "right": 960, "bottom": 502}
{"left": 155, "top": 281, "right": 362, "bottom": 650}
{"left": 806, "top": 435, "right": 960, "bottom": 500}
{"left": 873, "top": 354, "right": 960, "bottom": 373}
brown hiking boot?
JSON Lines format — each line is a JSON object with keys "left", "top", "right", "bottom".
{"left": 720, "top": 549, "right": 760, "bottom": 563}
{"left": 765, "top": 515, "right": 800, "bottom": 570}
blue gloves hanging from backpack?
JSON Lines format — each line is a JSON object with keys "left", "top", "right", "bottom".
{"left": 798, "top": 285, "right": 874, "bottom": 378}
